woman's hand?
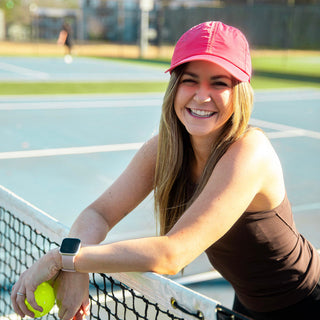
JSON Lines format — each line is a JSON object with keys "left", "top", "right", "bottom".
{"left": 11, "top": 249, "right": 61, "bottom": 318}
{"left": 54, "top": 272, "right": 90, "bottom": 320}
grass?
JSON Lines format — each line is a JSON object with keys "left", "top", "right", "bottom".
{"left": 0, "top": 51, "right": 319, "bottom": 95}
{"left": 0, "top": 77, "right": 318, "bottom": 96}
{"left": 251, "top": 76, "right": 320, "bottom": 90}
{"left": 251, "top": 53, "right": 320, "bottom": 87}
{"left": 251, "top": 54, "right": 320, "bottom": 77}
{"left": 0, "top": 82, "right": 168, "bottom": 95}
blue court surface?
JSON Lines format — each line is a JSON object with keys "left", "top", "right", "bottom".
{"left": 0, "top": 56, "right": 169, "bottom": 82}
{"left": 0, "top": 57, "right": 319, "bottom": 307}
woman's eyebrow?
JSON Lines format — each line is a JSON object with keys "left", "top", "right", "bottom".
{"left": 183, "top": 71, "right": 231, "bottom": 81}
{"left": 210, "top": 75, "right": 232, "bottom": 80}
{"left": 182, "top": 71, "right": 198, "bottom": 78}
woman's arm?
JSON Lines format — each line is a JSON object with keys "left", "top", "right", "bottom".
{"left": 55, "top": 130, "right": 285, "bottom": 276}
{"left": 11, "top": 136, "right": 159, "bottom": 320}
{"left": 68, "top": 135, "right": 158, "bottom": 244}
{"left": 55, "top": 136, "right": 158, "bottom": 319}
{"left": 164, "top": 130, "right": 285, "bottom": 270}
{"left": 12, "top": 131, "right": 284, "bottom": 318}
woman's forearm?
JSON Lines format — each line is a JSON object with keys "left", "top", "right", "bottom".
{"left": 73, "top": 236, "right": 180, "bottom": 275}
{"left": 67, "top": 208, "right": 110, "bottom": 245}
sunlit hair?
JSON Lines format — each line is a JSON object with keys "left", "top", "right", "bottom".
{"left": 154, "top": 64, "right": 254, "bottom": 236}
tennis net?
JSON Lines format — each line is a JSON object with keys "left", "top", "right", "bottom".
{"left": 0, "top": 185, "right": 249, "bottom": 320}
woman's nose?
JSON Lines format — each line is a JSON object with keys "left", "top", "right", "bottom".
{"left": 193, "top": 84, "right": 212, "bottom": 104}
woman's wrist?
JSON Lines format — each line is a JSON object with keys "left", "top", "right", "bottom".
{"left": 50, "top": 248, "right": 63, "bottom": 273}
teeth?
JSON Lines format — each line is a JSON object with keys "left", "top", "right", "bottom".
{"left": 190, "top": 109, "right": 215, "bottom": 117}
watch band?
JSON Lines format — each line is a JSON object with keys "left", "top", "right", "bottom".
{"left": 61, "top": 254, "right": 76, "bottom": 272}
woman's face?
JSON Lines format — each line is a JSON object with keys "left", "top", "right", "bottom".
{"left": 174, "top": 60, "right": 234, "bottom": 143}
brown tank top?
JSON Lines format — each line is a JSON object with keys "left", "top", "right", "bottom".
{"left": 205, "top": 194, "right": 320, "bottom": 312}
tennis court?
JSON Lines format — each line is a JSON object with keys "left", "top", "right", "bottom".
{"left": 0, "top": 57, "right": 320, "bottom": 309}
{"left": 0, "top": 56, "right": 169, "bottom": 82}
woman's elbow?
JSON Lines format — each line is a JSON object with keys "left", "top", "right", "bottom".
{"left": 149, "top": 247, "right": 184, "bottom": 276}
{"left": 150, "top": 260, "right": 181, "bottom": 276}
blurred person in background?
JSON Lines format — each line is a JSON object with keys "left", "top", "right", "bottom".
{"left": 57, "top": 22, "right": 73, "bottom": 64}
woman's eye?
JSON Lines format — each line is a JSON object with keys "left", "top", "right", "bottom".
{"left": 214, "top": 81, "right": 228, "bottom": 87}
{"left": 181, "top": 78, "right": 196, "bottom": 84}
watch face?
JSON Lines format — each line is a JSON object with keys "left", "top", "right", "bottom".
{"left": 60, "top": 238, "right": 81, "bottom": 254}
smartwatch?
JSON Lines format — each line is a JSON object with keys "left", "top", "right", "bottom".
{"left": 59, "top": 238, "right": 81, "bottom": 272}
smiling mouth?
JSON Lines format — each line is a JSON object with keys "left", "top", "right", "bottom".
{"left": 188, "top": 108, "right": 217, "bottom": 118}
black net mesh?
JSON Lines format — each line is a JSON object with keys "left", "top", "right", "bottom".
{"left": 0, "top": 207, "right": 192, "bottom": 320}
{"left": 0, "top": 207, "right": 59, "bottom": 319}
{"left": 0, "top": 201, "right": 251, "bottom": 320}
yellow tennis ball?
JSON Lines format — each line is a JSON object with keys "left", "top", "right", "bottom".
{"left": 25, "top": 282, "right": 55, "bottom": 317}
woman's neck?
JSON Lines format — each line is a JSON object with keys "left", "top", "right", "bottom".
{"left": 190, "top": 136, "right": 215, "bottom": 183}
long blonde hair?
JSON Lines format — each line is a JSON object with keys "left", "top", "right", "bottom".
{"left": 154, "top": 64, "right": 254, "bottom": 235}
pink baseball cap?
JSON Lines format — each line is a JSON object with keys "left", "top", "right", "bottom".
{"left": 166, "top": 21, "right": 252, "bottom": 82}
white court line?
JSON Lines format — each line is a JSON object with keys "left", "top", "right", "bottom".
{"left": 254, "top": 90, "right": 320, "bottom": 102}
{"left": 0, "top": 143, "right": 144, "bottom": 160}
{"left": 0, "top": 98, "right": 161, "bottom": 110}
{"left": 0, "top": 119, "right": 319, "bottom": 160}
{"left": 251, "top": 118, "right": 306, "bottom": 131}
{"left": 292, "top": 202, "right": 320, "bottom": 213}
{"left": 1, "top": 89, "right": 319, "bottom": 110}
{"left": 0, "top": 62, "right": 50, "bottom": 80}
{"left": 266, "top": 129, "right": 308, "bottom": 139}
{"left": 250, "top": 118, "right": 320, "bottom": 140}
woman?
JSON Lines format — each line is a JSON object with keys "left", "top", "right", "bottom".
{"left": 11, "top": 21, "right": 320, "bottom": 320}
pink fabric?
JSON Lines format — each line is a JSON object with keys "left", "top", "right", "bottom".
{"left": 166, "top": 21, "right": 252, "bottom": 82}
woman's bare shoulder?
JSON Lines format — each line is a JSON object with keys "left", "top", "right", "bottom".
{"left": 239, "top": 128, "right": 271, "bottom": 149}
{"left": 219, "top": 128, "right": 284, "bottom": 192}
{"left": 143, "top": 134, "right": 159, "bottom": 152}
{"left": 137, "top": 135, "right": 159, "bottom": 165}
{"left": 225, "top": 128, "right": 276, "bottom": 165}
{"left": 234, "top": 128, "right": 285, "bottom": 210}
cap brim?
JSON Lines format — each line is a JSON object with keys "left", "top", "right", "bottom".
{"left": 165, "top": 54, "right": 250, "bottom": 82}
